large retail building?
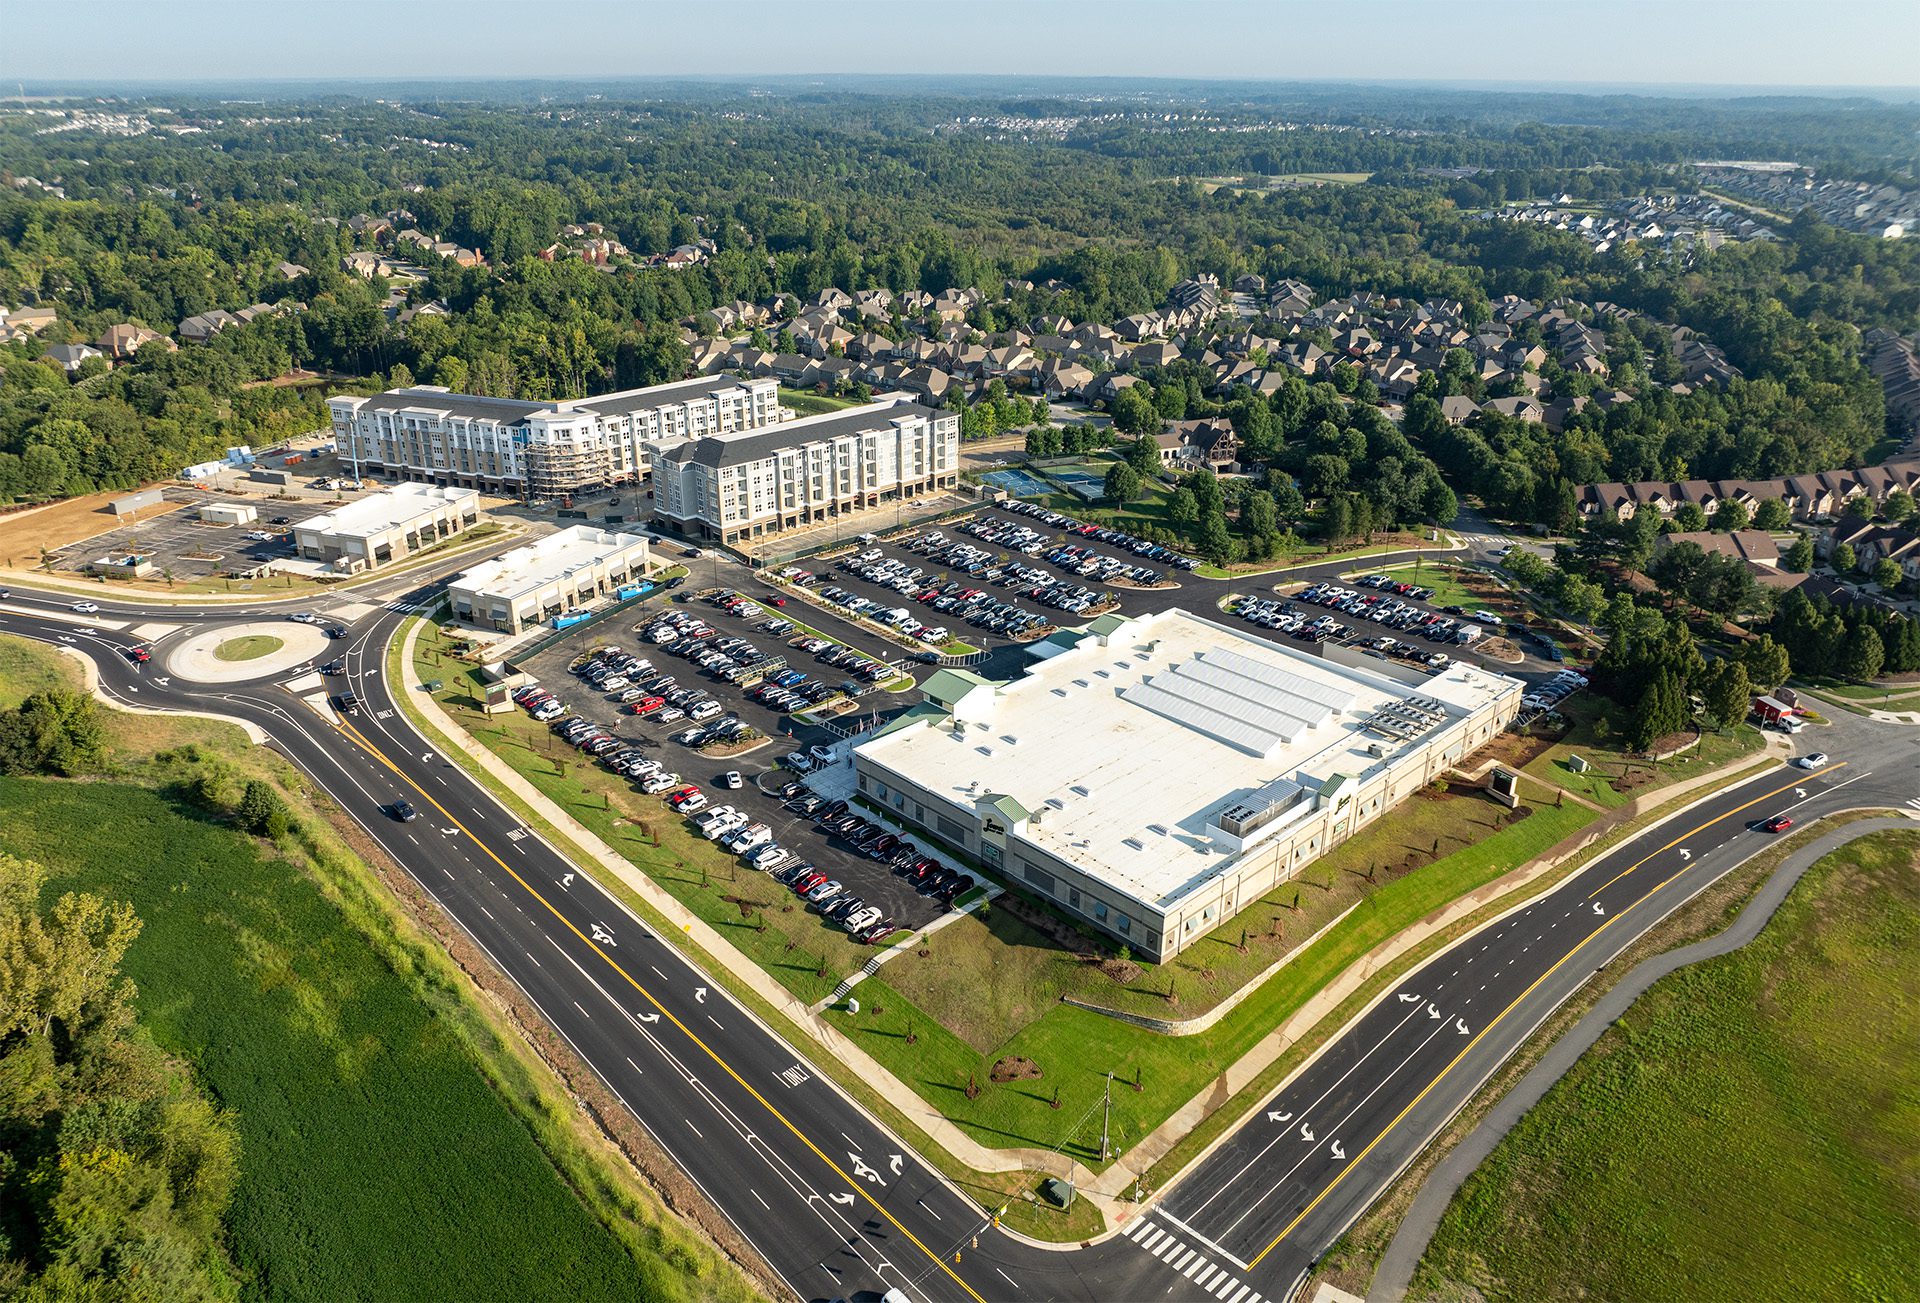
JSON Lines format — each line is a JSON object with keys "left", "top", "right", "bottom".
{"left": 650, "top": 397, "right": 960, "bottom": 545}
{"left": 850, "top": 608, "right": 1521, "bottom": 961}
{"left": 326, "top": 376, "right": 781, "bottom": 498}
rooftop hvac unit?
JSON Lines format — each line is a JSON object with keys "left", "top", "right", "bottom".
{"left": 1367, "top": 742, "right": 1388, "bottom": 757}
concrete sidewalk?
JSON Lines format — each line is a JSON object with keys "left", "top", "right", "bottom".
{"left": 1366, "top": 814, "right": 1914, "bottom": 1302}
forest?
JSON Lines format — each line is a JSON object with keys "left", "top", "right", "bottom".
{"left": 1, "top": 85, "right": 1917, "bottom": 504}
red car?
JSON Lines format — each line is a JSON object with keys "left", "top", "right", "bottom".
{"left": 125, "top": 647, "right": 151, "bottom": 663}
{"left": 632, "top": 696, "right": 665, "bottom": 715}
{"left": 769, "top": 597, "right": 786, "bottom": 606}
{"left": 1763, "top": 814, "right": 1793, "bottom": 833}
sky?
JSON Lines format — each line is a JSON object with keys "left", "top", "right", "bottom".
{"left": 6, "top": 0, "right": 1917, "bottom": 92}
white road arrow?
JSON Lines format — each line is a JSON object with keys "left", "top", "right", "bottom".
{"left": 591, "top": 925, "right": 616, "bottom": 947}
{"left": 1796, "top": 788, "right": 1808, "bottom": 798}
{"left": 694, "top": 987, "right": 707, "bottom": 1003}
{"left": 1300, "top": 1124, "right": 1315, "bottom": 1142}
{"left": 1455, "top": 1017, "right": 1470, "bottom": 1035}
{"left": 440, "top": 827, "right": 458, "bottom": 837}
{"left": 889, "top": 1153, "right": 903, "bottom": 1176}
{"left": 1330, "top": 1141, "right": 1346, "bottom": 1160}
{"left": 1268, "top": 1111, "right": 1293, "bottom": 1123}
{"left": 1397, "top": 992, "right": 1420, "bottom": 1003}
{"left": 1592, "top": 902, "right": 1605, "bottom": 916}
{"left": 1678, "top": 848, "right": 1691, "bottom": 861}
{"left": 420, "top": 752, "right": 432, "bottom": 763}
{"left": 849, "top": 1153, "right": 887, "bottom": 1186}
{"left": 1426, "top": 1002, "right": 1442, "bottom": 1020}
{"left": 830, "top": 1193, "right": 854, "bottom": 1206}
{"left": 153, "top": 677, "right": 170, "bottom": 687}
{"left": 635, "top": 1012, "right": 659, "bottom": 1024}
{"left": 561, "top": 873, "right": 575, "bottom": 888}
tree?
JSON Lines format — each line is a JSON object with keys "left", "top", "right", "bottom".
{"left": 1737, "top": 634, "right": 1792, "bottom": 692}
{"left": 1752, "top": 497, "right": 1793, "bottom": 530}
{"left": 1103, "top": 461, "right": 1142, "bottom": 505}
{"left": 1873, "top": 558, "right": 1903, "bottom": 590}
{"left": 1322, "top": 493, "right": 1353, "bottom": 547}
{"left": 1626, "top": 672, "right": 1687, "bottom": 751}
{"left": 1271, "top": 479, "right": 1306, "bottom": 523}
{"left": 1883, "top": 489, "right": 1915, "bottom": 524}
{"left": 1240, "top": 490, "right": 1278, "bottom": 540}
{"left": 1672, "top": 502, "right": 1708, "bottom": 532}
{"left": 1840, "top": 495, "right": 1874, "bottom": 524}
{"left": 1123, "top": 434, "right": 1161, "bottom": 475}
{"left": 0, "top": 852, "right": 241, "bottom": 1299}
{"left": 236, "top": 779, "right": 290, "bottom": 838}
{"left": 1831, "top": 542, "right": 1857, "bottom": 573}
{"left": 1555, "top": 572, "right": 1608, "bottom": 623}
{"left": 1783, "top": 532, "right": 1814, "bottom": 572}
{"left": 1502, "top": 548, "right": 1551, "bottom": 587}
{"left": 1699, "top": 659, "right": 1752, "bottom": 731}
{"left": 0, "top": 690, "right": 107, "bottom": 777}
{"left": 1168, "top": 486, "right": 1199, "bottom": 527}
{"left": 1110, "top": 386, "right": 1160, "bottom": 436}
{"left": 1197, "top": 504, "right": 1234, "bottom": 564}
{"left": 1710, "top": 499, "right": 1750, "bottom": 532}
{"left": 1838, "top": 623, "right": 1885, "bottom": 682}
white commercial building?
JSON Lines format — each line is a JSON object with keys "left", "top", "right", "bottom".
{"left": 851, "top": 608, "right": 1522, "bottom": 961}
{"left": 447, "top": 525, "right": 656, "bottom": 634}
{"left": 326, "top": 376, "right": 781, "bottom": 499}
{"left": 650, "top": 398, "right": 960, "bottom": 545}
{"left": 293, "top": 483, "right": 481, "bottom": 571}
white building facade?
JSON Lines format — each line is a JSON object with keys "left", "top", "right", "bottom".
{"left": 446, "top": 525, "right": 655, "bottom": 634}
{"left": 293, "top": 483, "right": 481, "bottom": 571}
{"left": 650, "top": 399, "right": 960, "bottom": 545}
{"left": 326, "top": 376, "right": 780, "bottom": 498}
{"left": 850, "top": 609, "right": 1522, "bottom": 962}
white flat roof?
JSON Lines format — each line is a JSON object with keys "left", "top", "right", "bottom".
{"left": 451, "top": 525, "right": 649, "bottom": 603}
{"left": 300, "top": 483, "right": 477, "bottom": 540}
{"left": 857, "top": 608, "right": 1519, "bottom": 914}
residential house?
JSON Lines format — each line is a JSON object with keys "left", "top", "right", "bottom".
{"left": 94, "top": 323, "right": 171, "bottom": 360}
{"left": 43, "top": 342, "right": 102, "bottom": 373}
{"left": 177, "top": 309, "right": 240, "bottom": 343}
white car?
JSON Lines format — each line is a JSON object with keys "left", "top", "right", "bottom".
{"left": 748, "top": 844, "right": 790, "bottom": 871}
{"left": 71, "top": 601, "right": 101, "bottom": 613}
{"left": 1794, "top": 752, "right": 1830, "bottom": 770}
{"left": 288, "top": 611, "right": 319, "bottom": 624}
{"left": 721, "top": 771, "right": 744, "bottom": 789}
{"left": 843, "top": 905, "right": 883, "bottom": 934}
{"left": 639, "top": 771, "right": 681, "bottom": 795}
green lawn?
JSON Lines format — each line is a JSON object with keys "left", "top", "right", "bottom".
{"left": 1519, "top": 695, "right": 1766, "bottom": 811}
{"left": 0, "top": 778, "right": 713, "bottom": 1303}
{"left": 779, "top": 386, "right": 861, "bottom": 418}
{"left": 822, "top": 797, "right": 1595, "bottom": 1166}
{"left": 1414, "top": 829, "right": 1920, "bottom": 1302}
{"left": 214, "top": 633, "right": 285, "bottom": 661}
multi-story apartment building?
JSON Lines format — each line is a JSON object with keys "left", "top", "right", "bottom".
{"left": 649, "top": 399, "right": 960, "bottom": 545}
{"left": 326, "top": 376, "right": 780, "bottom": 498}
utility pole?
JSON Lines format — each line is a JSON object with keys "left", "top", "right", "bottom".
{"left": 1100, "top": 1071, "right": 1113, "bottom": 1163}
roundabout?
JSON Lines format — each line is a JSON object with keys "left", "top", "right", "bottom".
{"left": 168, "top": 621, "right": 332, "bottom": 683}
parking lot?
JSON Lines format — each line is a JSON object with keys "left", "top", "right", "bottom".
{"left": 513, "top": 591, "right": 947, "bottom": 934}
{"left": 46, "top": 489, "right": 343, "bottom": 581}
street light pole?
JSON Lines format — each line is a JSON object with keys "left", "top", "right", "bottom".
{"left": 1100, "top": 1071, "right": 1113, "bottom": 1164}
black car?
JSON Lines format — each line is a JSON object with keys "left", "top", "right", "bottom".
{"left": 321, "top": 660, "right": 345, "bottom": 675}
{"left": 271, "top": 516, "right": 292, "bottom": 525}
{"left": 775, "top": 780, "right": 805, "bottom": 800}
{"left": 330, "top": 691, "right": 360, "bottom": 715}
{"left": 665, "top": 576, "right": 686, "bottom": 589}
{"left": 390, "top": 799, "right": 419, "bottom": 822}
{"left": 815, "top": 799, "right": 849, "bottom": 823}
{"left": 325, "top": 626, "right": 347, "bottom": 639}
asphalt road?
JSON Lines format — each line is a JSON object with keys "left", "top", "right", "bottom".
{"left": 1, "top": 521, "right": 1912, "bottom": 1303}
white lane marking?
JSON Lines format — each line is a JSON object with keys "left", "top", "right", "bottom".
{"left": 481, "top": 906, "right": 494, "bottom": 920}
{"left": 624, "top": 1057, "right": 644, "bottom": 1076}
{"left": 441, "top": 867, "right": 455, "bottom": 879}
{"left": 997, "top": 1267, "right": 1017, "bottom": 1288}
{"left": 751, "top": 1189, "right": 769, "bottom": 1211}
{"left": 571, "top": 1001, "right": 589, "bottom": 1019}
{"left": 686, "top": 1119, "right": 703, "bottom": 1139}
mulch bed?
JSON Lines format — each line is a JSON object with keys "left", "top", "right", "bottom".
{"left": 990, "top": 1055, "right": 1044, "bottom": 1083}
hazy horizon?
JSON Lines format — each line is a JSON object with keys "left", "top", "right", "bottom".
{"left": 7, "top": 0, "right": 1916, "bottom": 93}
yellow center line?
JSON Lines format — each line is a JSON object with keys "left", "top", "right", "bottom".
{"left": 1584, "top": 763, "right": 1841, "bottom": 899}
{"left": 1247, "top": 760, "right": 1838, "bottom": 1271}
{"left": 334, "top": 716, "right": 987, "bottom": 1303}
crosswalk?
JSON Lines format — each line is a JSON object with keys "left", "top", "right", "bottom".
{"left": 1124, "top": 1218, "right": 1261, "bottom": 1301}
{"left": 1459, "top": 533, "right": 1510, "bottom": 548}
